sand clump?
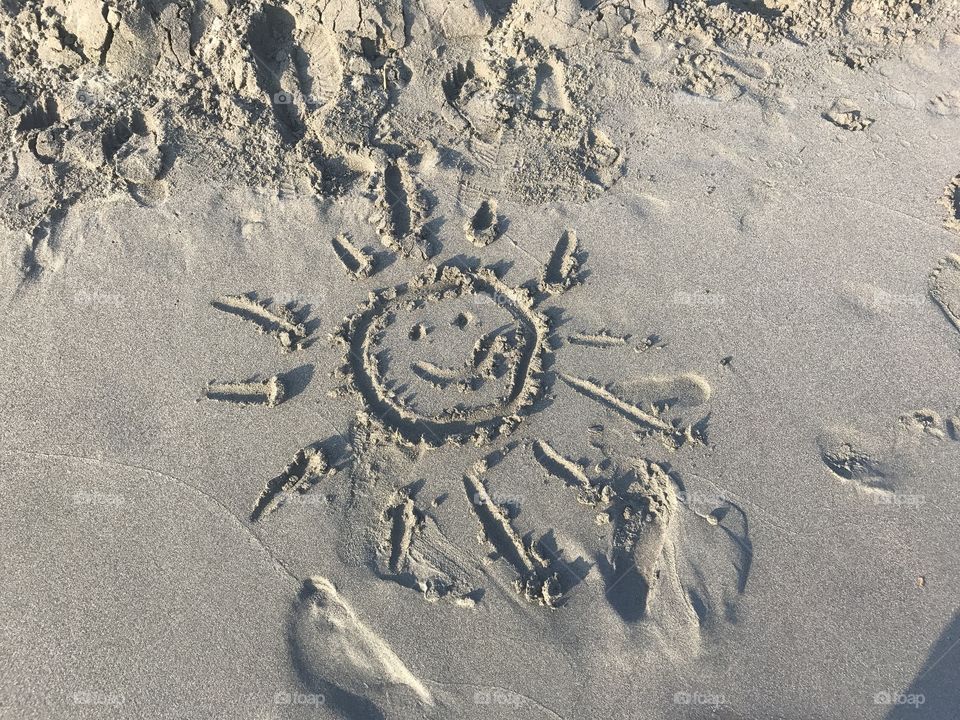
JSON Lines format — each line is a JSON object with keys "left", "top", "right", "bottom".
{"left": 2, "top": 0, "right": 957, "bottom": 280}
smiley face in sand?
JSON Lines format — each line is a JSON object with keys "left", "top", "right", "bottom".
{"left": 333, "top": 265, "right": 548, "bottom": 448}
{"left": 212, "top": 218, "right": 727, "bottom": 613}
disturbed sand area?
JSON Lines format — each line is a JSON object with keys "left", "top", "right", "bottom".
{"left": 2, "top": 0, "right": 960, "bottom": 718}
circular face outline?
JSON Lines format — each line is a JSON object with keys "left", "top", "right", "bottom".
{"left": 340, "top": 265, "right": 548, "bottom": 447}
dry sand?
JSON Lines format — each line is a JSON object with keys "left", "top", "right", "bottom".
{"left": 2, "top": 0, "right": 960, "bottom": 718}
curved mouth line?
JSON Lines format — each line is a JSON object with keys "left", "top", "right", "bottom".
{"left": 408, "top": 322, "right": 515, "bottom": 388}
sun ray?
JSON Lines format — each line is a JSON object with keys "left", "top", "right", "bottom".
{"left": 203, "top": 376, "right": 285, "bottom": 407}
{"left": 464, "top": 450, "right": 561, "bottom": 608}
{"left": 331, "top": 233, "right": 375, "bottom": 279}
{"left": 538, "top": 229, "right": 583, "bottom": 296}
{"left": 532, "top": 439, "right": 605, "bottom": 506}
{"left": 212, "top": 293, "right": 309, "bottom": 351}
{"left": 250, "top": 446, "right": 332, "bottom": 522}
{"left": 567, "top": 330, "right": 630, "bottom": 348}
{"left": 557, "top": 373, "right": 695, "bottom": 445}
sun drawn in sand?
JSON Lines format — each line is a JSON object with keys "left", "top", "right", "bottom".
{"left": 204, "top": 205, "right": 748, "bottom": 618}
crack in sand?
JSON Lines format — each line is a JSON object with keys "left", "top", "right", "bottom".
{"left": 0, "top": 447, "right": 301, "bottom": 588}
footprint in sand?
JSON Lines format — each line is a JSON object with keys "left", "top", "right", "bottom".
{"left": 288, "top": 576, "right": 436, "bottom": 717}
{"left": 929, "top": 254, "right": 960, "bottom": 334}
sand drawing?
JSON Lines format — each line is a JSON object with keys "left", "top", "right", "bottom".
{"left": 557, "top": 374, "right": 699, "bottom": 448}
{"left": 373, "top": 157, "right": 435, "bottom": 260}
{"left": 465, "top": 451, "right": 562, "bottom": 608}
{"left": 331, "top": 233, "right": 375, "bottom": 279}
{"left": 205, "top": 193, "right": 747, "bottom": 624}
{"left": 567, "top": 330, "right": 631, "bottom": 348}
{"left": 250, "top": 447, "right": 332, "bottom": 522}
{"left": 330, "top": 262, "right": 549, "bottom": 448}
{"left": 375, "top": 485, "right": 479, "bottom": 606}
{"left": 539, "top": 229, "right": 583, "bottom": 295}
{"left": 211, "top": 293, "right": 310, "bottom": 351}
{"left": 203, "top": 376, "right": 286, "bottom": 408}
{"left": 532, "top": 439, "right": 604, "bottom": 507}
{"left": 11, "top": 1, "right": 959, "bottom": 716}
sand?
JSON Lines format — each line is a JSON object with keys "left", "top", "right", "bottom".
{"left": 2, "top": 1, "right": 960, "bottom": 718}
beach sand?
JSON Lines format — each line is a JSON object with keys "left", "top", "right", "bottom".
{"left": 2, "top": 1, "right": 960, "bottom": 718}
